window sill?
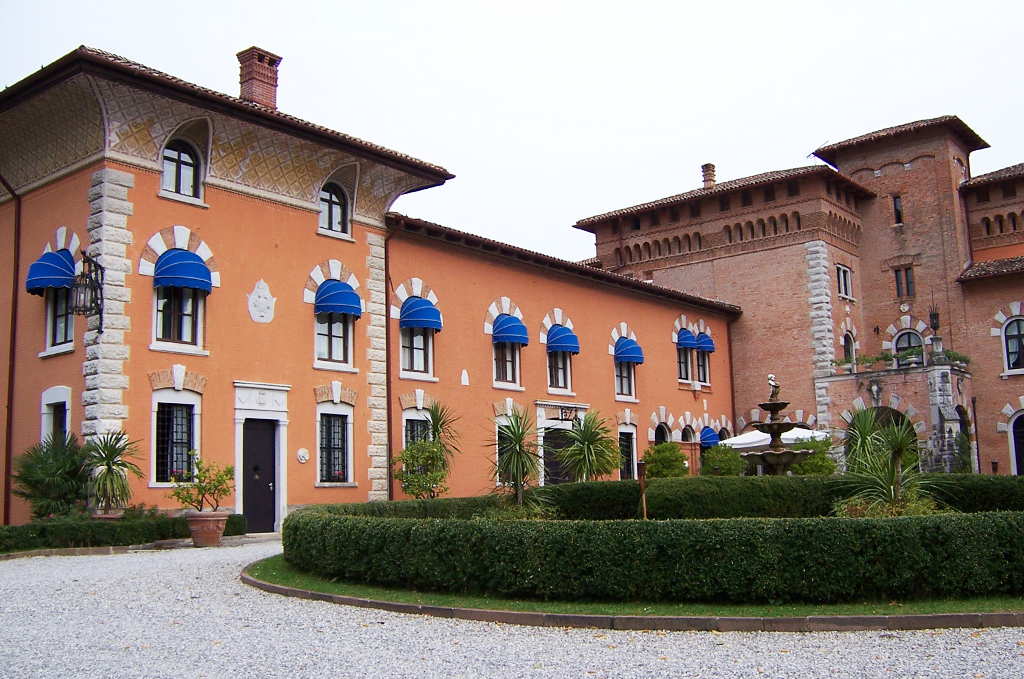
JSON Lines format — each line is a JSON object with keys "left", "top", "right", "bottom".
{"left": 148, "top": 482, "right": 177, "bottom": 489}
{"left": 39, "top": 343, "right": 74, "bottom": 359}
{"left": 493, "top": 382, "right": 525, "bottom": 392}
{"left": 837, "top": 295, "right": 857, "bottom": 303}
{"left": 1001, "top": 369, "right": 1024, "bottom": 379}
{"left": 315, "top": 481, "right": 358, "bottom": 488}
{"left": 313, "top": 360, "right": 358, "bottom": 373}
{"left": 547, "top": 387, "right": 576, "bottom": 398}
{"left": 615, "top": 395, "right": 640, "bottom": 403}
{"left": 150, "top": 342, "right": 209, "bottom": 357}
{"left": 317, "top": 228, "right": 355, "bottom": 242}
{"left": 399, "top": 370, "right": 439, "bottom": 383}
{"left": 157, "top": 189, "right": 209, "bottom": 209}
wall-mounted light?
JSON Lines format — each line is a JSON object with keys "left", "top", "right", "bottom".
{"left": 70, "top": 251, "right": 104, "bottom": 332}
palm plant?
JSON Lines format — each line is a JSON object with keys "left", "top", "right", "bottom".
{"left": 843, "top": 408, "right": 881, "bottom": 469}
{"left": 12, "top": 432, "right": 90, "bottom": 519}
{"left": 85, "top": 431, "right": 144, "bottom": 514}
{"left": 495, "top": 407, "right": 540, "bottom": 506}
{"left": 426, "top": 400, "right": 462, "bottom": 468}
{"left": 554, "top": 411, "right": 620, "bottom": 482}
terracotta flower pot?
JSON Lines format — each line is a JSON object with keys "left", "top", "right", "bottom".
{"left": 186, "top": 510, "right": 230, "bottom": 547}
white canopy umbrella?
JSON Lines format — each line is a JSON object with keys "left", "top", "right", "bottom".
{"left": 720, "top": 428, "right": 832, "bottom": 450}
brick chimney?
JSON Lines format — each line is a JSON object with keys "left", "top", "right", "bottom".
{"left": 701, "top": 163, "right": 716, "bottom": 189}
{"left": 236, "top": 47, "right": 282, "bottom": 109}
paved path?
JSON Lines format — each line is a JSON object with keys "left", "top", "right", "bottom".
{"left": 2, "top": 540, "right": 1024, "bottom": 678}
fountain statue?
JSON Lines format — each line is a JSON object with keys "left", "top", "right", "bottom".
{"left": 739, "top": 375, "right": 814, "bottom": 475}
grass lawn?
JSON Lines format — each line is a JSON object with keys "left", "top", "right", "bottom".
{"left": 249, "top": 555, "right": 1024, "bottom": 618}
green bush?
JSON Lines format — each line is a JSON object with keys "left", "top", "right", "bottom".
{"left": 0, "top": 513, "right": 246, "bottom": 554}
{"left": 534, "top": 481, "right": 641, "bottom": 520}
{"left": 393, "top": 441, "right": 449, "bottom": 499}
{"left": 641, "top": 443, "right": 690, "bottom": 478}
{"left": 699, "top": 444, "right": 744, "bottom": 476}
{"left": 283, "top": 509, "right": 1024, "bottom": 603}
{"left": 791, "top": 440, "right": 838, "bottom": 476}
{"left": 645, "top": 476, "right": 841, "bottom": 519}
{"left": 317, "top": 495, "right": 502, "bottom": 519}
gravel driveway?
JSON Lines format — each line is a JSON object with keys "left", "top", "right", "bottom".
{"left": 2, "top": 540, "right": 1024, "bottom": 678}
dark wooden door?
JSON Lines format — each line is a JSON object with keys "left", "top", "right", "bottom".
{"left": 543, "top": 428, "right": 571, "bottom": 485}
{"left": 243, "top": 419, "right": 277, "bottom": 533}
{"left": 1014, "top": 418, "right": 1024, "bottom": 476}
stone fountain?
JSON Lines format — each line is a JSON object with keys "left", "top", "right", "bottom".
{"left": 739, "top": 374, "right": 813, "bottom": 475}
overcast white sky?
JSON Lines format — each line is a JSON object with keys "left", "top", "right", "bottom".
{"left": 3, "top": 1, "right": 1022, "bottom": 261}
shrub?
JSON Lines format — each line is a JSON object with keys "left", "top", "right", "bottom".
{"left": 0, "top": 513, "right": 246, "bottom": 554}
{"left": 86, "top": 431, "right": 144, "bottom": 514}
{"left": 12, "top": 432, "right": 91, "bottom": 519}
{"left": 791, "top": 439, "right": 838, "bottom": 476}
{"left": 393, "top": 440, "right": 449, "bottom": 499}
{"left": 699, "top": 444, "right": 744, "bottom": 476}
{"left": 495, "top": 407, "right": 540, "bottom": 506}
{"left": 536, "top": 481, "right": 642, "bottom": 520}
{"left": 642, "top": 443, "right": 690, "bottom": 478}
{"left": 645, "top": 476, "right": 841, "bottom": 519}
{"left": 283, "top": 509, "right": 1024, "bottom": 603}
{"left": 167, "top": 453, "right": 234, "bottom": 511}
{"left": 554, "top": 411, "right": 620, "bottom": 482}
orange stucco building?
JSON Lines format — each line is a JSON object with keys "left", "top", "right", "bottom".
{"left": 0, "top": 47, "right": 740, "bottom": 527}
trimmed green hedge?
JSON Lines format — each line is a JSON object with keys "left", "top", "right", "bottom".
{"left": 312, "top": 495, "right": 501, "bottom": 519}
{"left": 283, "top": 509, "right": 1024, "bottom": 603}
{"left": 0, "top": 514, "right": 247, "bottom": 554}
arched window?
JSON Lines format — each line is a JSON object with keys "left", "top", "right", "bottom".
{"left": 718, "top": 428, "right": 731, "bottom": 441}
{"left": 982, "top": 217, "right": 992, "bottom": 236}
{"left": 793, "top": 211, "right": 802, "bottom": 230}
{"left": 653, "top": 241, "right": 661, "bottom": 257}
{"left": 654, "top": 423, "right": 671, "bottom": 445}
{"left": 633, "top": 245, "right": 641, "bottom": 262}
{"left": 894, "top": 331, "right": 923, "bottom": 367}
{"left": 769, "top": 216, "right": 778, "bottom": 235}
{"left": 694, "top": 233, "right": 701, "bottom": 250}
{"left": 161, "top": 140, "right": 200, "bottom": 198}
{"left": 996, "top": 215, "right": 1005, "bottom": 234}
{"left": 745, "top": 221, "right": 754, "bottom": 240}
{"left": 781, "top": 213, "right": 790, "bottom": 232}
{"left": 1005, "top": 318, "right": 1024, "bottom": 371}
{"left": 319, "top": 183, "right": 350, "bottom": 235}
{"left": 614, "top": 248, "right": 623, "bottom": 266}
{"left": 663, "top": 238, "right": 672, "bottom": 255}
{"left": 681, "top": 426, "right": 695, "bottom": 442}
{"left": 642, "top": 242, "right": 652, "bottom": 260}
{"left": 1011, "top": 213, "right": 1019, "bottom": 232}
{"left": 757, "top": 219, "right": 766, "bottom": 238}
{"left": 735, "top": 224, "right": 743, "bottom": 242}
{"left": 684, "top": 234, "right": 692, "bottom": 252}
{"left": 1013, "top": 414, "right": 1024, "bottom": 476}
{"left": 625, "top": 247, "right": 633, "bottom": 263}
{"left": 843, "top": 332, "right": 855, "bottom": 364}
{"left": 724, "top": 226, "right": 732, "bottom": 244}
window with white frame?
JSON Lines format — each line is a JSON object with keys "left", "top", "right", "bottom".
{"left": 836, "top": 264, "right": 853, "bottom": 300}
{"left": 843, "top": 332, "right": 856, "bottom": 364}
{"left": 317, "top": 401, "right": 354, "bottom": 485}
{"left": 47, "top": 288, "right": 74, "bottom": 350}
{"left": 400, "top": 327, "right": 433, "bottom": 374}
{"left": 495, "top": 419, "right": 513, "bottom": 485}
{"left": 1004, "top": 318, "right": 1024, "bottom": 372}
{"left": 696, "top": 351, "right": 710, "bottom": 384}
{"left": 615, "top": 361, "right": 635, "bottom": 397}
{"left": 677, "top": 347, "right": 691, "bottom": 381}
{"left": 894, "top": 331, "right": 923, "bottom": 367}
{"left": 548, "top": 351, "right": 571, "bottom": 391}
{"left": 316, "top": 312, "right": 353, "bottom": 366}
{"left": 156, "top": 287, "right": 203, "bottom": 345}
{"left": 493, "top": 342, "right": 520, "bottom": 386}
{"left": 618, "top": 428, "right": 636, "bottom": 480}
{"left": 161, "top": 140, "right": 201, "bottom": 199}
{"left": 403, "top": 408, "right": 431, "bottom": 448}
{"left": 40, "top": 386, "right": 71, "bottom": 442}
{"left": 151, "top": 388, "right": 203, "bottom": 484}
{"left": 318, "top": 183, "right": 350, "bottom": 236}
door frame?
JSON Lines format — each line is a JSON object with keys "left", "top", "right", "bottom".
{"left": 234, "top": 381, "right": 290, "bottom": 531}
{"left": 535, "top": 400, "right": 590, "bottom": 486}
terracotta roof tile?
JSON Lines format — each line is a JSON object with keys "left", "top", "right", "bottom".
{"left": 963, "top": 163, "right": 1024, "bottom": 188}
{"left": 814, "top": 116, "right": 988, "bottom": 165}
{"left": 574, "top": 165, "right": 870, "bottom": 229}
{"left": 386, "top": 213, "right": 742, "bottom": 316}
{"left": 958, "top": 255, "right": 1024, "bottom": 281}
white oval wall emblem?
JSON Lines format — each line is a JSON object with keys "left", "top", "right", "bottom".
{"left": 296, "top": 448, "right": 309, "bottom": 464}
{"left": 247, "top": 279, "right": 277, "bottom": 323}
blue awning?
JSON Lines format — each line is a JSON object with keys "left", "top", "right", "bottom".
{"left": 25, "top": 249, "right": 75, "bottom": 296}
{"left": 695, "top": 332, "right": 716, "bottom": 352}
{"left": 492, "top": 314, "right": 529, "bottom": 345}
{"left": 314, "top": 280, "right": 362, "bottom": 318}
{"left": 399, "top": 296, "right": 442, "bottom": 331}
{"left": 700, "top": 427, "right": 720, "bottom": 447}
{"left": 676, "top": 328, "right": 698, "bottom": 348}
{"left": 614, "top": 336, "right": 645, "bottom": 364}
{"left": 546, "top": 324, "right": 580, "bottom": 354}
{"left": 153, "top": 249, "right": 212, "bottom": 293}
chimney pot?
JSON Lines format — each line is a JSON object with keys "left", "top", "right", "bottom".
{"left": 236, "top": 46, "right": 282, "bottom": 109}
{"left": 701, "top": 163, "right": 716, "bottom": 189}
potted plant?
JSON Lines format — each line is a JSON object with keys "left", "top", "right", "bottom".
{"left": 946, "top": 350, "right": 971, "bottom": 369}
{"left": 857, "top": 354, "right": 877, "bottom": 372}
{"left": 877, "top": 351, "right": 894, "bottom": 370}
{"left": 85, "top": 431, "right": 144, "bottom": 519}
{"left": 896, "top": 346, "right": 923, "bottom": 368}
{"left": 167, "top": 452, "right": 235, "bottom": 547}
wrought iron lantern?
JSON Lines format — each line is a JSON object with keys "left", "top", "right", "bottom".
{"left": 70, "top": 251, "right": 104, "bottom": 332}
{"left": 928, "top": 304, "right": 940, "bottom": 332}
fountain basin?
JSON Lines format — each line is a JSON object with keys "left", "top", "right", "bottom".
{"left": 740, "top": 449, "right": 813, "bottom": 476}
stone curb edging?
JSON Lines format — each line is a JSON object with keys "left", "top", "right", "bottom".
{"left": 0, "top": 534, "right": 279, "bottom": 561}
{"left": 239, "top": 563, "right": 1024, "bottom": 632}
